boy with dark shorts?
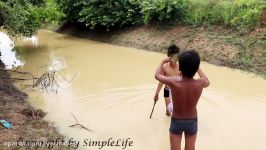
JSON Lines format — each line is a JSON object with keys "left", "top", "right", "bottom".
{"left": 154, "top": 45, "right": 180, "bottom": 116}
{"left": 155, "top": 50, "right": 210, "bottom": 150}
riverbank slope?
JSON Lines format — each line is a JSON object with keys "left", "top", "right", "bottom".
{"left": 57, "top": 23, "right": 266, "bottom": 77}
{"left": 0, "top": 59, "right": 67, "bottom": 149}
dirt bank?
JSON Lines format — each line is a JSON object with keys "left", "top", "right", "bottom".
{"left": 57, "top": 23, "right": 266, "bottom": 77}
{"left": 0, "top": 59, "right": 69, "bottom": 149}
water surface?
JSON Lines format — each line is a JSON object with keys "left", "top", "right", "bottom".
{"left": 12, "top": 30, "right": 266, "bottom": 150}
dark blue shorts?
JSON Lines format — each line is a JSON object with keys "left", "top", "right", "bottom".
{"left": 169, "top": 117, "right": 198, "bottom": 135}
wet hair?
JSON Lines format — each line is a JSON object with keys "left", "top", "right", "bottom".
{"left": 167, "top": 44, "right": 180, "bottom": 57}
{"left": 178, "top": 50, "right": 200, "bottom": 78}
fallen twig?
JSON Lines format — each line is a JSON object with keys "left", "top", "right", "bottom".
{"left": 69, "top": 113, "right": 93, "bottom": 133}
{"left": 0, "top": 77, "right": 38, "bottom": 81}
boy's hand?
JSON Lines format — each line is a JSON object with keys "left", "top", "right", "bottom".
{"left": 153, "top": 93, "right": 159, "bottom": 102}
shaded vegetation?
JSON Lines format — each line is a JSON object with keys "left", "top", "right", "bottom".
{"left": 1, "top": 0, "right": 265, "bottom": 35}
{"left": 139, "top": 0, "right": 188, "bottom": 24}
{"left": 56, "top": 0, "right": 143, "bottom": 29}
{"left": 0, "top": 0, "right": 62, "bottom": 37}
{"left": 56, "top": 0, "right": 266, "bottom": 31}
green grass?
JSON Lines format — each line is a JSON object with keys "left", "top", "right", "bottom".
{"left": 215, "top": 28, "right": 266, "bottom": 76}
{"left": 184, "top": 0, "right": 266, "bottom": 31}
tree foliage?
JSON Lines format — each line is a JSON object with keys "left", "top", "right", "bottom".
{"left": 56, "top": 0, "right": 143, "bottom": 29}
{"left": 138, "top": 0, "right": 188, "bottom": 24}
{"left": 56, "top": 0, "right": 266, "bottom": 31}
{"left": 0, "top": 0, "right": 62, "bottom": 37}
{"left": 1, "top": 0, "right": 265, "bottom": 35}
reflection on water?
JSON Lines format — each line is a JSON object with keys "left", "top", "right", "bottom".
{"left": 48, "top": 56, "right": 68, "bottom": 72}
{"left": 23, "top": 36, "right": 39, "bottom": 47}
{"left": 0, "top": 32, "right": 23, "bottom": 69}
{"left": 14, "top": 30, "right": 266, "bottom": 150}
{"left": 0, "top": 32, "right": 39, "bottom": 69}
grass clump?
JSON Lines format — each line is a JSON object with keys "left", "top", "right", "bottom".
{"left": 185, "top": 0, "right": 266, "bottom": 31}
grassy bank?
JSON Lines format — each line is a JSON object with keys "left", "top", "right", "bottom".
{"left": 54, "top": 0, "right": 266, "bottom": 77}
{"left": 58, "top": 23, "right": 266, "bottom": 77}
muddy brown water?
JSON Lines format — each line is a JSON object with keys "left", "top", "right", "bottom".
{"left": 1, "top": 30, "right": 266, "bottom": 150}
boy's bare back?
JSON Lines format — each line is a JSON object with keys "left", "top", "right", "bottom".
{"left": 155, "top": 50, "right": 209, "bottom": 150}
{"left": 170, "top": 77, "right": 205, "bottom": 119}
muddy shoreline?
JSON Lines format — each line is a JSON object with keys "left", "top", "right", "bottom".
{"left": 0, "top": 58, "right": 68, "bottom": 149}
{"left": 57, "top": 23, "right": 266, "bottom": 77}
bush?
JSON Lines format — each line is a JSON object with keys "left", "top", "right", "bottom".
{"left": 0, "top": 0, "right": 62, "bottom": 37}
{"left": 224, "top": 1, "right": 266, "bottom": 29}
{"left": 57, "top": 0, "right": 143, "bottom": 29}
{"left": 55, "top": 0, "right": 84, "bottom": 23}
{"left": 41, "top": 0, "right": 64, "bottom": 25}
{"left": 0, "top": 0, "right": 41, "bottom": 37}
{"left": 79, "top": 0, "right": 143, "bottom": 29}
{"left": 139, "top": 0, "right": 188, "bottom": 24}
{"left": 56, "top": 0, "right": 266, "bottom": 31}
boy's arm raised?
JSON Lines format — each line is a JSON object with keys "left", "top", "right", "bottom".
{"left": 197, "top": 67, "right": 210, "bottom": 88}
{"left": 155, "top": 58, "right": 174, "bottom": 88}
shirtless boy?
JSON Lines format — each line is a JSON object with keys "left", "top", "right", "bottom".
{"left": 155, "top": 50, "right": 210, "bottom": 150}
{"left": 153, "top": 45, "right": 180, "bottom": 116}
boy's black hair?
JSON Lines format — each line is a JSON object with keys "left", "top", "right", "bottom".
{"left": 167, "top": 44, "right": 180, "bottom": 57}
{"left": 178, "top": 50, "right": 200, "bottom": 78}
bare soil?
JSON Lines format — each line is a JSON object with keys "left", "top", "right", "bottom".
{"left": 57, "top": 23, "right": 266, "bottom": 76}
{"left": 0, "top": 60, "right": 69, "bottom": 150}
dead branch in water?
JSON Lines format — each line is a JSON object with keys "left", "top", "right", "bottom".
{"left": 0, "top": 62, "right": 75, "bottom": 94}
{"left": 32, "top": 66, "right": 60, "bottom": 92}
{"left": 69, "top": 113, "right": 93, "bottom": 133}
{"left": 32, "top": 65, "right": 76, "bottom": 93}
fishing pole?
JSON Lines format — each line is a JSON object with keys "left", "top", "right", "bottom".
{"left": 149, "top": 100, "right": 157, "bottom": 119}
